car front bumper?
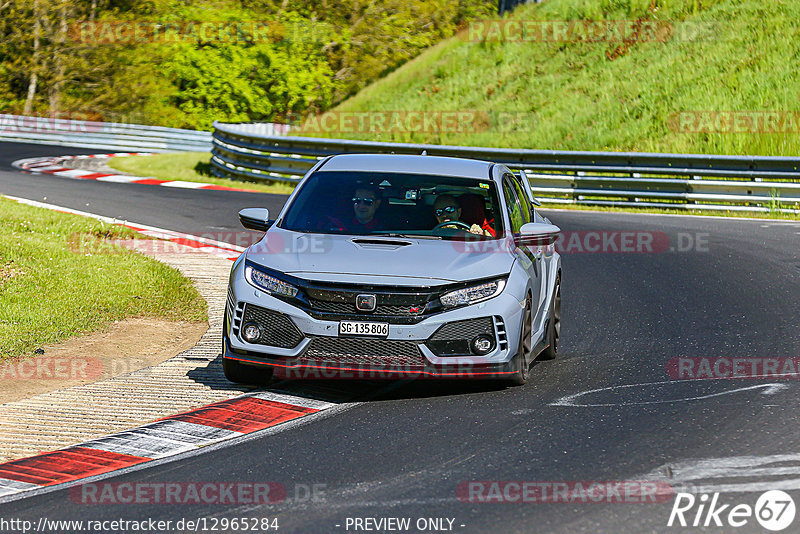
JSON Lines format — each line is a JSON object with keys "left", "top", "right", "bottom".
{"left": 223, "top": 278, "right": 528, "bottom": 380}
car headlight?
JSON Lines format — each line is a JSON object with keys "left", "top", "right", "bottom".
{"left": 440, "top": 279, "right": 506, "bottom": 308}
{"left": 244, "top": 265, "right": 298, "bottom": 298}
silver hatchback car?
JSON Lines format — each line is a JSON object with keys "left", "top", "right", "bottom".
{"left": 223, "top": 154, "right": 561, "bottom": 385}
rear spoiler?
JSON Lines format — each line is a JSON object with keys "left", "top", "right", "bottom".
{"left": 517, "top": 170, "right": 541, "bottom": 206}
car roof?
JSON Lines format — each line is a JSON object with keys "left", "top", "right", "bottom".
{"left": 318, "top": 153, "right": 495, "bottom": 180}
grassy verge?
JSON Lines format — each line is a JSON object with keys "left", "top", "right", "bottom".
{"left": 322, "top": 0, "right": 800, "bottom": 157}
{"left": 107, "top": 152, "right": 296, "bottom": 195}
{"left": 0, "top": 197, "right": 208, "bottom": 361}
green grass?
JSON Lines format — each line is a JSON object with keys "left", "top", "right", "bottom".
{"left": 0, "top": 198, "right": 208, "bottom": 361}
{"left": 108, "top": 152, "right": 297, "bottom": 195}
{"left": 321, "top": 0, "right": 800, "bottom": 157}
{"left": 539, "top": 203, "right": 800, "bottom": 220}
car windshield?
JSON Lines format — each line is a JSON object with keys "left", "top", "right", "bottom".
{"left": 280, "top": 171, "right": 503, "bottom": 240}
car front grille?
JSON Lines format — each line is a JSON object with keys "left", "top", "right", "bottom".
{"left": 302, "top": 284, "right": 433, "bottom": 323}
{"left": 299, "top": 337, "right": 425, "bottom": 367}
{"left": 241, "top": 304, "right": 304, "bottom": 349}
{"left": 309, "top": 299, "right": 425, "bottom": 317}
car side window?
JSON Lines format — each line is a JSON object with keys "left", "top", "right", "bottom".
{"left": 508, "top": 174, "right": 532, "bottom": 225}
{"left": 502, "top": 177, "right": 524, "bottom": 234}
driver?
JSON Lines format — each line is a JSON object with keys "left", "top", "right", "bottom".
{"left": 325, "top": 185, "right": 382, "bottom": 233}
{"left": 433, "top": 195, "right": 490, "bottom": 236}
{"left": 351, "top": 186, "right": 381, "bottom": 229}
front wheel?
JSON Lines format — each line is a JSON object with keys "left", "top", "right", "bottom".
{"left": 539, "top": 274, "right": 561, "bottom": 361}
{"left": 506, "top": 294, "right": 532, "bottom": 386}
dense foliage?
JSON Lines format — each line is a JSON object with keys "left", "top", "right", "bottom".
{"left": 0, "top": 0, "right": 495, "bottom": 129}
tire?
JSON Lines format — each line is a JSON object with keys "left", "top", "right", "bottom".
{"left": 539, "top": 274, "right": 561, "bottom": 361}
{"left": 222, "top": 357, "right": 274, "bottom": 385}
{"left": 506, "top": 294, "right": 533, "bottom": 386}
{"left": 221, "top": 313, "right": 274, "bottom": 385}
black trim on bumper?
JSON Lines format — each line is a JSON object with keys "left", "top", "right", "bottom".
{"left": 223, "top": 337, "right": 515, "bottom": 379}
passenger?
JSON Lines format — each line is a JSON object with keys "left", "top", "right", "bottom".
{"left": 433, "top": 195, "right": 490, "bottom": 236}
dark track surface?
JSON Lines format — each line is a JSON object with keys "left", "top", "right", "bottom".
{"left": 0, "top": 142, "right": 287, "bottom": 237}
{"left": 2, "top": 141, "right": 800, "bottom": 533}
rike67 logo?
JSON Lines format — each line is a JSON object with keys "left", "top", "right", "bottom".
{"left": 668, "top": 490, "right": 796, "bottom": 531}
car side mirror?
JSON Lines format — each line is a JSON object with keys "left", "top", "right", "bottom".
{"left": 238, "top": 208, "right": 272, "bottom": 232}
{"left": 519, "top": 222, "right": 560, "bottom": 246}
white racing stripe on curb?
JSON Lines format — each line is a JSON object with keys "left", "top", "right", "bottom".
{"left": 11, "top": 152, "right": 261, "bottom": 193}
{"left": 62, "top": 389, "right": 340, "bottom": 461}
{"left": 0, "top": 391, "right": 350, "bottom": 499}
{"left": 0, "top": 479, "right": 41, "bottom": 497}
{"left": 251, "top": 391, "right": 337, "bottom": 411}
{"left": 0, "top": 400, "right": 359, "bottom": 504}
{"left": 134, "top": 420, "right": 244, "bottom": 446}
{"left": 79, "top": 432, "right": 198, "bottom": 460}
{"left": 160, "top": 181, "right": 207, "bottom": 189}
{"left": 95, "top": 175, "right": 139, "bottom": 183}
{"left": 25, "top": 164, "right": 58, "bottom": 170}
{"left": 28, "top": 165, "right": 68, "bottom": 172}
{"left": 54, "top": 169, "right": 95, "bottom": 178}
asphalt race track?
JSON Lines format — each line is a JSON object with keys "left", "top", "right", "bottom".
{"left": 2, "top": 141, "right": 800, "bottom": 533}
{"left": 0, "top": 142, "right": 288, "bottom": 237}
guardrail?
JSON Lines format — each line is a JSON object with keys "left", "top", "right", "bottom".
{"left": 212, "top": 121, "right": 800, "bottom": 214}
{"left": 0, "top": 114, "right": 212, "bottom": 152}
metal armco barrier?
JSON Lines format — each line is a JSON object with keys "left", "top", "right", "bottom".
{"left": 212, "top": 121, "right": 800, "bottom": 214}
{"left": 0, "top": 114, "right": 212, "bottom": 152}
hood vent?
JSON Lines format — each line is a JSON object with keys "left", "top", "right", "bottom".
{"left": 351, "top": 238, "right": 412, "bottom": 249}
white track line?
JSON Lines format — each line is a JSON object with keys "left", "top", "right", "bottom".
{"left": 3, "top": 195, "right": 245, "bottom": 260}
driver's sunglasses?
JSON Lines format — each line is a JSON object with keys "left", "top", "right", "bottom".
{"left": 352, "top": 197, "right": 376, "bottom": 206}
{"left": 435, "top": 206, "right": 458, "bottom": 216}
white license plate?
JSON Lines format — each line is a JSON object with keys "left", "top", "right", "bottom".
{"left": 338, "top": 320, "right": 389, "bottom": 337}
